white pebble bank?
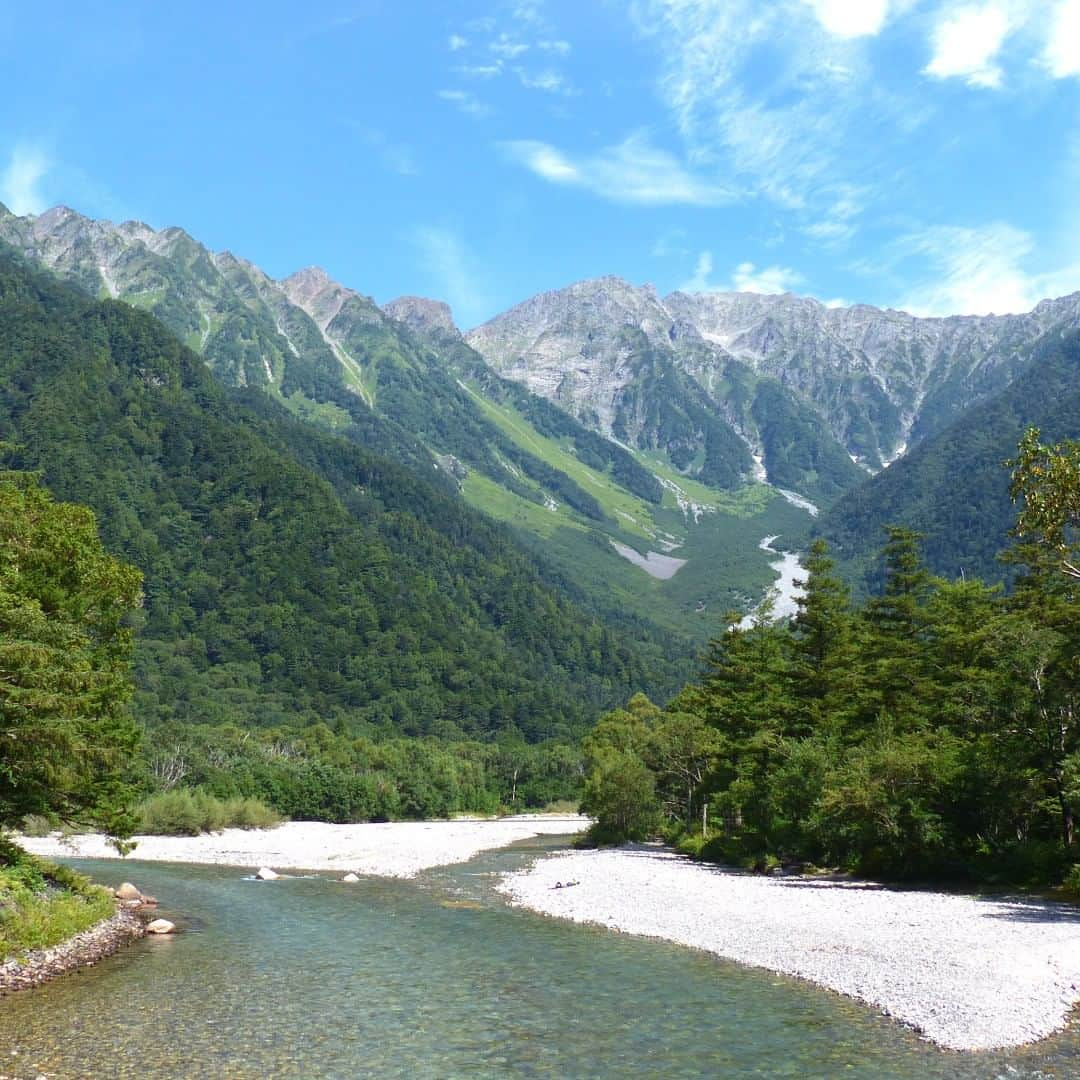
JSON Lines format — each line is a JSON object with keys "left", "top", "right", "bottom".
{"left": 497, "top": 846, "right": 1080, "bottom": 1051}
{"left": 18, "top": 815, "right": 589, "bottom": 880}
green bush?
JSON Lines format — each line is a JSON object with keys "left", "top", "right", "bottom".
{"left": 136, "top": 789, "right": 281, "bottom": 835}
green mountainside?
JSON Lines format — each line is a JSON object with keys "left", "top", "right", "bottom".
{"left": 817, "top": 328, "right": 1080, "bottom": 591}
{"left": 0, "top": 247, "right": 690, "bottom": 744}
{"left": 0, "top": 204, "right": 804, "bottom": 639}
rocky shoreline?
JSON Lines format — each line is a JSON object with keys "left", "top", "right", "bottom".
{"left": 0, "top": 907, "right": 145, "bottom": 996}
{"left": 498, "top": 846, "right": 1080, "bottom": 1052}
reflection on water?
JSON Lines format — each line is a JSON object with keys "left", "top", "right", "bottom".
{"left": 0, "top": 837, "right": 1077, "bottom": 1078}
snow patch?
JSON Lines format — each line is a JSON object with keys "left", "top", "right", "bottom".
{"left": 610, "top": 541, "right": 687, "bottom": 580}
{"left": 775, "top": 488, "right": 819, "bottom": 516}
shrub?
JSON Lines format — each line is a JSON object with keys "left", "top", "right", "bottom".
{"left": 136, "top": 789, "right": 281, "bottom": 835}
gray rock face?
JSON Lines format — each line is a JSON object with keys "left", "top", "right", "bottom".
{"left": 383, "top": 296, "right": 458, "bottom": 338}
{"left": 466, "top": 277, "right": 1080, "bottom": 469}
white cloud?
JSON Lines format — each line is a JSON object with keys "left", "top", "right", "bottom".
{"left": 680, "top": 250, "right": 716, "bottom": 291}
{"left": 500, "top": 132, "right": 736, "bottom": 206}
{"left": 537, "top": 39, "right": 571, "bottom": 54}
{"left": 0, "top": 142, "right": 50, "bottom": 215}
{"left": 731, "top": 260, "right": 805, "bottom": 294}
{"left": 896, "top": 222, "right": 1080, "bottom": 315}
{"left": 923, "top": 3, "right": 1017, "bottom": 88}
{"left": 679, "top": 251, "right": 805, "bottom": 294}
{"left": 1042, "top": 0, "right": 1080, "bottom": 77}
{"left": 409, "top": 225, "right": 491, "bottom": 328}
{"left": 437, "top": 89, "right": 492, "bottom": 118}
{"left": 803, "top": 0, "right": 891, "bottom": 38}
{"left": 448, "top": 33, "right": 469, "bottom": 51}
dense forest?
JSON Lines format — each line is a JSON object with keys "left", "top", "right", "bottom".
{"left": 581, "top": 431, "right": 1080, "bottom": 886}
{"left": 0, "top": 247, "right": 696, "bottom": 823}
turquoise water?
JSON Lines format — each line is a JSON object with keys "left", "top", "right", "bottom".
{"left": 1, "top": 837, "right": 1078, "bottom": 1078}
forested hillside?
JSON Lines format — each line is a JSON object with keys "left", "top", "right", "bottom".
{"left": 0, "top": 247, "right": 689, "bottom": 752}
{"left": 817, "top": 330, "right": 1080, "bottom": 591}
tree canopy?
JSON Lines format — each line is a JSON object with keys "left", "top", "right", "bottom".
{"left": 0, "top": 469, "right": 141, "bottom": 834}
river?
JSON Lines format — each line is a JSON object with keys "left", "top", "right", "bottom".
{"left": 2, "top": 840, "right": 1079, "bottom": 1077}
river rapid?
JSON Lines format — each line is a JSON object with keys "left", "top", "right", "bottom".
{"left": 2, "top": 839, "right": 1080, "bottom": 1078}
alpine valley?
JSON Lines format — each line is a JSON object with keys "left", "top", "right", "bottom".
{"left": 4, "top": 201, "right": 1078, "bottom": 637}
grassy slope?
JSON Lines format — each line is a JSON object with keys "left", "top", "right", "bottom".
{"left": 459, "top": 383, "right": 814, "bottom": 643}
{"left": 0, "top": 839, "right": 114, "bottom": 958}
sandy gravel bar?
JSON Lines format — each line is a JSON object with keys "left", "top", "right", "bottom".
{"left": 0, "top": 908, "right": 144, "bottom": 995}
{"left": 497, "top": 847, "right": 1080, "bottom": 1051}
{"left": 19, "top": 815, "right": 589, "bottom": 879}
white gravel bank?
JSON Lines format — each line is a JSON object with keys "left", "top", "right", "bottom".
{"left": 19, "top": 815, "right": 588, "bottom": 879}
{"left": 497, "top": 846, "right": 1080, "bottom": 1051}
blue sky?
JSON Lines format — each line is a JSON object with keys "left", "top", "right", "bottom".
{"left": 1, "top": 0, "right": 1078, "bottom": 326}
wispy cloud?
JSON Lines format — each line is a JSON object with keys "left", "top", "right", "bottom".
{"left": 409, "top": 225, "right": 491, "bottom": 328}
{"left": 652, "top": 227, "right": 690, "bottom": 258}
{"left": 490, "top": 33, "right": 529, "bottom": 58}
{"left": 501, "top": 132, "right": 736, "bottom": 206}
{"left": 456, "top": 61, "right": 504, "bottom": 78}
{"left": 894, "top": 222, "right": 1080, "bottom": 315}
{"left": 514, "top": 68, "right": 575, "bottom": 95}
{"left": 629, "top": 0, "right": 904, "bottom": 224}
{"left": 437, "top": 89, "right": 492, "bottom": 118}
{"left": 448, "top": 33, "right": 469, "bottom": 51}
{"left": 355, "top": 128, "right": 418, "bottom": 176}
{"left": 0, "top": 142, "right": 51, "bottom": 215}
{"left": 679, "top": 251, "right": 805, "bottom": 294}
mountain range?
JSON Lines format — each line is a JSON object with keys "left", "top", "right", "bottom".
{"left": 2, "top": 201, "right": 1078, "bottom": 630}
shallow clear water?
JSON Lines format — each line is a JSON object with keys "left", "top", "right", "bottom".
{"left": 1, "top": 837, "right": 1079, "bottom": 1078}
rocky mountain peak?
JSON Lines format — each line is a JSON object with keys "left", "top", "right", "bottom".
{"left": 383, "top": 295, "right": 458, "bottom": 338}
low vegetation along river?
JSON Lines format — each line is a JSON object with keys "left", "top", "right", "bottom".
{"left": 3, "top": 838, "right": 1080, "bottom": 1078}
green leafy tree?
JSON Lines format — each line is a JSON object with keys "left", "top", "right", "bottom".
{"left": 0, "top": 470, "right": 142, "bottom": 839}
{"left": 1009, "top": 427, "right": 1080, "bottom": 580}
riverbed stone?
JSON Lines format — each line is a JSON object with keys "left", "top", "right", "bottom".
{"left": 342, "top": 873, "right": 360, "bottom": 883}
{"left": 114, "top": 882, "right": 142, "bottom": 900}
{"left": 145, "top": 919, "right": 176, "bottom": 934}
{"left": 255, "top": 867, "right": 280, "bottom": 880}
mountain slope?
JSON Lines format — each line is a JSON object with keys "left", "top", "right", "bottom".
{"left": 816, "top": 328, "right": 1080, "bottom": 589}
{"left": 0, "top": 246, "right": 688, "bottom": 740}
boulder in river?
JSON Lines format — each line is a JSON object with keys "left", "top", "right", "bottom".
{"left": 114, "top": 882, "right": 142, "bottom": 901}
{"left": 255, "top": 867, "right": 280, "bottom": 880}
{"left": 145, "top": 919, "right": 176, "bottom": 935}
{"left": 342, "top": 873, "right": 360, "bottom": 883}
